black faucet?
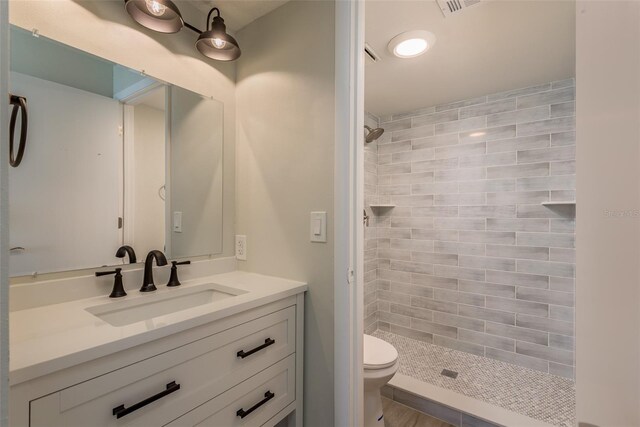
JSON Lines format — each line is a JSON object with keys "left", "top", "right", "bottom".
{"left": 141, "top": 250, "right": 168, "bottom": 292}
{"left": 96, "top": 268, "right": 126, "bottom": 298}
{"left": 116, "top": 245, "right": 137, "bottom": 263}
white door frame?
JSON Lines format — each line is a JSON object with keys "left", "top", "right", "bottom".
{"left": 334, "top": 0, "right": 365, "bottom": 426}
{"left": 0, "top": 0, "right": 10, "bottom": 424}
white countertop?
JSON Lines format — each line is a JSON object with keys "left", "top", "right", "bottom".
{"left": 10, "top": 270, "right": 307, "bottom": 385}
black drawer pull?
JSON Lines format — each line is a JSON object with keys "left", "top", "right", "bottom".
{"left": 112, "top": 381, "right": 180, "bottom": 419}
{"left": 237, "top": 338, "right": 276, "bottom": 359}
{"left": 236, "top": 391, "right": 275, "bottom": 419}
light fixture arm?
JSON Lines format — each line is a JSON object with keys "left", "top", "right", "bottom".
{"left": 206, "top": 7, "right": 221, "bottom": 30}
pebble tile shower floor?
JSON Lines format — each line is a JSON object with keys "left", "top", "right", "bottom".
{"left": 373, "top": 330, "right": 575, "bottom": 426}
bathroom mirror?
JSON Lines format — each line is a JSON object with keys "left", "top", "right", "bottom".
{"left": 8, "top": 26, "right": 223, "bottom": 277}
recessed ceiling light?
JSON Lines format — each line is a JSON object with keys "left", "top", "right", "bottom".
{"left": 388, "top": 30, "right": 436, "bottom": 59}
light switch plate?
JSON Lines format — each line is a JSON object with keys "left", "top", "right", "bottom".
{"left": 173, "top": 211, "right": 182, "bottom": 233}
{"left": 235, "top": 235, "right": 247, "bottom": 260}
{"left": 310, "top": 212, "right": 327, "bottom": 243}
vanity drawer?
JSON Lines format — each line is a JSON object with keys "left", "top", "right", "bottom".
{"left": 165, "top": 354, "right": 295, "bottom": 427}
{"left": 30, "top": 306, "right": 296, "bottom": 427}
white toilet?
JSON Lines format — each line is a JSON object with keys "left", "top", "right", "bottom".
{"left": 363, "top": 334, "right": 399, "bottom": 427}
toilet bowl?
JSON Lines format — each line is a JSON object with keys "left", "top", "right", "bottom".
{"left": 363, "top": 334, "right": 399, "bottom": 427}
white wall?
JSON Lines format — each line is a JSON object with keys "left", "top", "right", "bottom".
{"left": 576, "top": 1, "right": 640, "bottom": 425}
{"left": 9, "top": 0, "right": 236, "bottom": 264}
{"left": 235, "top": 2, "right": 336, "bottom": 425}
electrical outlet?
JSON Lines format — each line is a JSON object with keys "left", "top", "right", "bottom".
{"left": 235, "top": 235, "right": 247, "bottom": 260}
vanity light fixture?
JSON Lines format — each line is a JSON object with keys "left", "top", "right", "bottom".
{"left": 195, "top": 8, "right": 241, "bottom": 61}
{"left": 124, "top": 0, "right": 184, "bottom": 33}
{"left": 124, "top": 1, "right": 241, "bottom": 61}
{"left": 388, "top": 30, "right": 436, "bottom": 59}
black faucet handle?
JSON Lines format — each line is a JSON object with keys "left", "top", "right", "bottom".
{"left": 95, "top": 268, "right": 127, "bottom": 298}
{"left": 96, "top": 268, "right": 123, "bottom": 277}
{"left": 167, "top": 260, "right": 190, "bottom": 287}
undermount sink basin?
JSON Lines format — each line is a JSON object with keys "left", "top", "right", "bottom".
{"left": 85, "top": 283, "right": 246, "bottom": 327}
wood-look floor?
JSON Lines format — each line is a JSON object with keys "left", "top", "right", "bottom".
{"left": 382, "top": 397, "right": 454, "bottom": 427}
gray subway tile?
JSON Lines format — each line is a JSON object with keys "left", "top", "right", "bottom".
{"left": 517, "top": 313, "right": 574, "bottom": 336}
{"left": 458, "top": 329, "right": 515, "bottom": 351}
{"left": 390, "top": 195, "right": 435, "bottom": 207}
{"left": 412, "top": 157, "right": 459, "bottom": 172}
{"left": 517, "top": 175, "right": 576, "bottom": 191}
{"left": 517, "top": 232, "right": 575, "bottom": 248}
{"left": 487, "top": 83, "right": 551, "bottom": 102}
{"left": 392, "top": 147, "right": 435, "bottom": 163}
{"left": 459, "top": 255, "right": 515, "bottom": 272}
{"left": 549, "top": 305, "right": 574, "bottom": 322}
{"left": 486, "top": 163, "right": 549, "bottom": 179}
{"left": 550, "top": 277, "right": 574, "bottom": 292}
{"left": 487, "top": 105, "right": 549, "bottom": 128}
{"left": 390, "top": 303, "right": 434, "bottom": 321}
{"left": 434, "top": 217, "right": 486, "bottom": 231}
{"left": 411, "top": 295, "right": 458, "bottom": 314}
{"left": 458, "top": 205, "right": 515, "bottom": 218}
{"left": 459, "top": 179, "right": 515, "bottom": 193}
{"left": 412, "top": 251, "right": 459, "bottom": 266}
{"left": 516, "top": 341, "right": 573, "bottom": 365}
{"left": 550, "top": 218, "right": 575, "bottom": 233}
{"left": 433, "top": 312, "right": 485, "bottom": 332}
{"left": 486, "top": 270, "right": 549, "bottom": 289}
{"left": 551, "top": 78, "right": 575, "bottom": 90}
{"left": 390, "top": 171, "right": 434, "bottom": 185}
{"left": 389, "top": 281, "right": 435, "bottom": 298}
{"left": 378, "top": 310, "right": 411, "bottom": 327}
{"left": 551, "top": 131, "right": 575, "bottom": 146}
{"left": 411, "top": 273, "right": 458, "bottom": 290}
{"left": 412, "top": 133, "right": 459, "bottom": 150}
{"left": 379, "top": 140, "right": 412, "bottom": 154}
{"left": 459, "top": 152, "right": 516, "bottom": 168}
{"left": 412, "top": 109, "right": 460, "bottom": 127}
{"left": 435, "top": 167, "right": 486, "bottom": 182}
{"left": 435, "top": 142, "right": 487, "bottom": 159}
{"left": 550, "top": 160, "right": 575, "bottom": 176}
{"left": 459, "top": 98, "right": 516, "bottom": 119}
{"left": 486, "top": 244, "right": 549, "bottom": 260}
{"left": 550, "top": 248, "right": 575, "bottom": 263}
{"left": 549, "top": 333, "right": 575, "bottom": 351}
{"left": 434, "top": 265, "right": 486, "bottom": 281}
{"left": 517, "top": 116, "right": 576, "bottom": 137}
{"left": 458, "top": 230, "right": 516, "bottom": 244}
{"left": 487, "top": 218, "right": 549, "bottom": 232}
{"left": 486, "top": 134, "right": 549, "bottom": 153}
{"left": 517, "top": 146, "right": 575, "bottom": 164}
{"left": 412, "top": 181, "right": 459, "bottom": 195}
{"left": 459, "top": 280, "right": 515, "bottom": 298}
{"left": 549, "top": 362, "right": 574, "bottom": 379}
{"left": 411, "top": 317, "right": 458, "bottom": 338}
{"left": 412, "top": 206, "right": 459, "bottom": 217}
{"left": 435, "top": 116, "right": 486, "bottom": 135}
{"left": 517, "top": 287, "right": 574, "bottom": 307}
{"left": 388, "top": 323, "right": 434, "bottom": 343}
{"left": 434, "top": 288, "right": 485, "bottom": 307}
{"left": 391, "top": 217, "right": 435, "bottom": 229}
{"left": 486, "top": 296, "right": 549, "bottom": 317}
{"left": 517, "top": 87, "right": 575, "bottom": 109}
{"left": 434, "top": 241, "right": 486, "bottom": 256}
{"left": 390, "top": 106, "right": 436, "bottom": 121}
{"left": 459, "top": 125, "right": 516, "bottom": 143}
{"left": 517, "top": 259, "right": 575, "bottom": 278}
{"left": 458, "top": 305, "right": 515, "bottom": 325}
{"left": 517, "top": 204, "right": 574, "bottom": 219}
{"left": 550, "top": 101, "right": 575, "bottom": 118}
{"left": 486, "top": 322, "right": 548, "bottom": 346}
{"left": 434, "top": 335, "right": 485, "bottom": 357}
{"left": 392, "top": 125, "right": 435, "bottom": 142}
{"left": 485, "top": 347, "right": 548, "bottom": 373}
{"left": 378, "top": 289, "right": 412, "bottom": 305}
{"left": 436, "top": 96, "right": 487, "bottom": 112}
{"left": 391, "top": 260, "right": 434, "bottom": 275}
{"left": 412, "top": 229, "right": 459, "bottom": 241}
{"left": 487, "top": 191, "right": 549, "bottom": 205}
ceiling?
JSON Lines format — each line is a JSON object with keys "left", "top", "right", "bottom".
{"left": 365, "top": 0, "right": 576, "bottom": 117}
{"left": 187, "top": 0, "right": 289, "bottom": 32}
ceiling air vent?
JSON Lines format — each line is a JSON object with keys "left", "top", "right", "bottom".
{"left": 364, "top": 43, "right": 380, "bottom": 63}
{"left": 436, "top": 0, "right": 481, "bottom": 17}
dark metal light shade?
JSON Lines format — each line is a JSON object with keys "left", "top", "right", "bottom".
{"left": 195, "top": 16, "right": 241, "bottom": 61}
{"left": 124, "top": 0, "right": 184, "bottom": 33}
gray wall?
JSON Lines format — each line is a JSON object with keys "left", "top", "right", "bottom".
{"left": 235, "top": 2, "right": 336, "bottom": 425}
{"left": 368, "top": 80, "right": 576, "bottom": 379}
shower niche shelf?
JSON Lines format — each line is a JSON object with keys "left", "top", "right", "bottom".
{"left": 541, "top": 201, "right": 576, "bottom": 206}
{"left": 369, "top": 204, "right": 395, "bottom": 209}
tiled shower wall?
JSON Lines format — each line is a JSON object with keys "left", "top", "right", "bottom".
{"left": 364, "top": 113, "right": 380, "bottom": 332}
{"left": 367, "top": 79, "right": 576, "bottom": 379}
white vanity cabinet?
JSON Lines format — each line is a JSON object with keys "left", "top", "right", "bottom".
{"left": 10, "top": 293, "right": 304, "bottom": 427}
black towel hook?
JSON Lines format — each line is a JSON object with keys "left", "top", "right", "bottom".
{"left": 9, "top": 94, "right": 27, "bottom": 167}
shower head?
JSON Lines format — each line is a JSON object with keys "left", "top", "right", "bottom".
{"left": 364, "top": 125, "right": 385, "bottom": 143}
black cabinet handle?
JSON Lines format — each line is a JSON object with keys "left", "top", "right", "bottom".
{"left": 236, "top": 391, "right": 275, "bottom": 419}
{"left": 237, "top": 338, "right": 276, "bottom": 359}
{"left": 112, "top": 381, "right": 180, "bottom": 419}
